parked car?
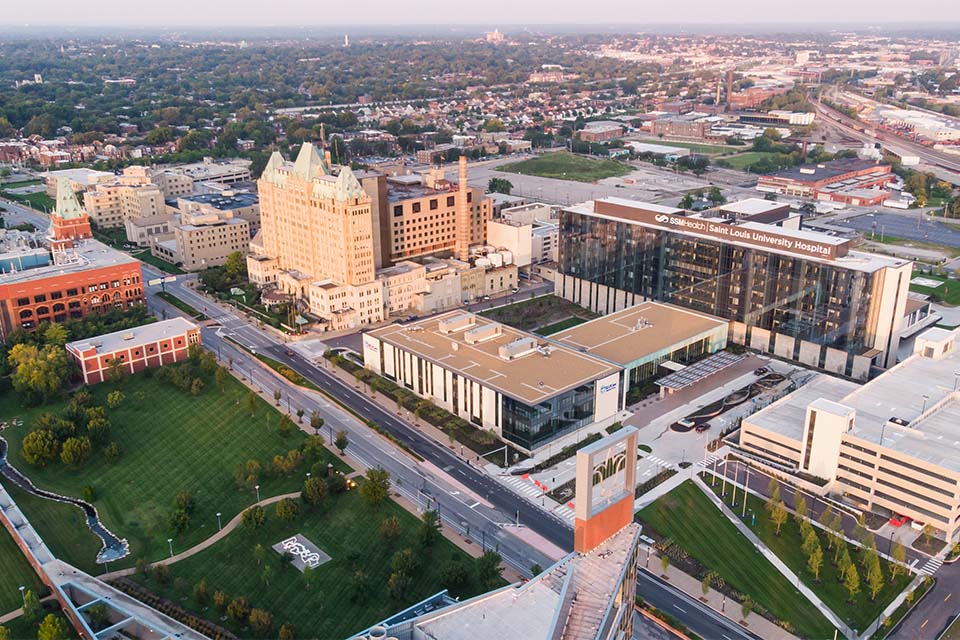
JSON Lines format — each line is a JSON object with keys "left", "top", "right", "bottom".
{"left": 695, "top": 423, "right": 710, "bottom": 433}
{"left": 889, "top": 514, "right": 910, "bottom": 527}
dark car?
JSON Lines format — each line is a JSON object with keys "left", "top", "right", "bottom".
{"left": 284, "top": 349, "right": 295, "bottom": 357}
{"left": 695, "top": 424, "right": 711, "bottom": 433}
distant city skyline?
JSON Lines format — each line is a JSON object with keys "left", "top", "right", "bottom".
{"left": 2, "top": 0, "right": 959, "bottom": 28}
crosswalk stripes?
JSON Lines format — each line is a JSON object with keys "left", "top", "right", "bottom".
{"left": 645, "top": 455, "right": 670, "bottom": 467}
{"left": 553, "top": 504, "right": 576, "bottom": 523}
{"left": 501, "top": 476, "right": 544, "bottom": 500}
{"left": 698, "top": 455, "right": 720, "bottom": 468}
{"left": 918, "top": 556, "right": 943, "bottom": 576}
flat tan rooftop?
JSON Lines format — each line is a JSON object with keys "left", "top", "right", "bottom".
{"left": 549, "top": 302, "right": 727, "bottom": 367}
{"left": 369, "top": 312, "right": 620, "bottom": 405}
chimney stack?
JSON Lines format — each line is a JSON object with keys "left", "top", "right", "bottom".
{"left": 455, "top": 156, "right": 470, "bottom": 261}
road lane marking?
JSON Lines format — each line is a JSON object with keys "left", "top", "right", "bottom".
{"left": 921, "top": 619, "right": 929, "bottom": 629}
{"left": 946, "top": 593, "right": 953, "bottom": 602}
{"left": 673, "top": 605, "right": 686, "bottom": 613}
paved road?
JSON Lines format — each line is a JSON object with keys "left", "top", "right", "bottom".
{"left": 891, "top": 563, "right": 960, "bottom": 639}
{"left": 636, "top": 568, "right": 760, "bottom": 640}
{"left": 143, "top": 271, "right": 566, "bottom": 575}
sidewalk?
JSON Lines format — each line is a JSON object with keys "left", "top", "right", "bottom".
{"left": 641, "top": 552, "right": 801, "bottom": 640}
{"left": 692, "top": 475, "right": 853, "bottom": 638}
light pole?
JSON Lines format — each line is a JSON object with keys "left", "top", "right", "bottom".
{"left": 921, "top": 394, "right": 930, "bottom": 414}
{"left": 216, "top": 512, "right": 222, "bottom": 531}
{"left": 255, "top": 484, "right": 261, "bottom": 502}
{"left": 18, "top": 585, "right": 25, "bottom": 607}
{"left": 167, "top": 538, "right": 174, "bottom": 558}
{"left": 742, "top": 465, "right": 750, "bottom": 517}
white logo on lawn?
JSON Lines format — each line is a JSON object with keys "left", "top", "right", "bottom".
{"left": 280, "top": 536, "right": 322, "bottom": 569}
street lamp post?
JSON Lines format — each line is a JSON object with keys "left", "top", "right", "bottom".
{"left": 167, "top": 538, "right": 174, "bottom": 558}
{"left": 742, "top": 465, "right": 750, "bottom": 517}
{"left": 216, "top": 512, "right": 222, "bottom": 531}
{"left": 921, "top": 394, "right": 930, "bottom": 414}
{"left": 255, "top": 484, "right": 261, "bottom": 502}
{"left": 18, "top": 585, "right": 25, "bottom": 607}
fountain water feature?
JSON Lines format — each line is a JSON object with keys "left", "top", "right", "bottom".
{"left": 0, "top": 434, "right": 129, "bottom": 563}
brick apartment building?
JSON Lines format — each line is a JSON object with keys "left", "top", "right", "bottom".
{"left": 757, "top": 159, "right": 895, "bottom": 205}
{"left": 66, "top": 317, "right": 201, "bottom": 384}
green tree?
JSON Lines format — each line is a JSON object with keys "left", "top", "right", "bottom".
{"left": 765, "top": 479, "right": 781, "bottom": 512}
{"left": 8, "top": 343, "right": 69, "bottom": 403}
{"left": 844, "top": 565, "right": 861, "bottom": 602}
{"left": 60, "top": 436, "right": 92, "bottom": 467}
{"left": 660, "top": 554, "right": 670, "bottom": 575}
{"left": 707, "top": 186, "right": 726, "bottom": 205}
{"left": 477, "top": 550, "right": 504, "bottom": 589}
{"left": 418, "top": 509, "right": 442, "bottom": 548}
{"left": 37, "top": 614, "right": 68, "bottom": 640}
{"left": 190, "top": 377, "right": 204, "bottom": 396}
{"left": 242, "top": 505, "right": 266, "bottom": 528}
{"left": 249, "top": 608, "right": 273, "bottom": 634}
{"left": 701, "top": 573, "right": 712, "bottom": 599}
{"left": 303, "top": 476, "right": 328, "bottom": 508}
{"left": 442, "top": 561, "right": 469, "bottom": 589}
{"left": 867, "top": 556, "right": 884, "bottom": 600}
{"left": 801, "top": 528, "right": 819, "bottom": 558}
{"left": 794, "top": 495, "right": 808, "bottom": 523}
{"left": 487, "top": 177, "right": 513, "bottom": 195}
{"left": 0, "top": 625, "right": 8, "bottom": 640}
{"left": 226, "top": 597, "right": 250, "bottom": 623}
{"left": 42, "top": 323, "right": 69, "bottom": 346}
{"left": 380, "top": 515, "right": 402, "bottom": 541}
{"left": 244, "top": 391, "right": 258, "bottom": 416}
{"left": 224, "top": 251, "right": 247, "bottom": 279}
{"left": 213, "top": 590, "right": 228, "bottom": 613}
{"left": 770, "top": 500, "right": 789, "bottom": 535}
{"left": 808, "top": 543, "right": 824, "bottom": 581}
{"left": 106, "top": 390, "right": 125, "bottom": 409}
{"left": 891, "top": 541, "right": 907, "bottom": 581}
{"left": 278, "top": 414, "right": 294, "bottom": 438}
{"left": 274, "top": 388, "right": 282, "bottom": 405}
{"left": 335, "top": 429, "right": 349, "bottom": 455}
{"left": 105, "top": 357, "right": 126, "bottom": 384}
{"left": 740, "top": 598, "right": 753, "bottom": 622}
{"left": 215, "top": 367, "right": 228, "bottom": 393}
{"left": 193, "top": 578, "right": 209, "bottom": 606}
{"left": 275, "top": 497, "right": 300, "bottom": 522}
{"left": 679, "top": 193, "right": 695, "bottom": 209}
{"left": 309, "top": 412, "right": 324, "bottom": 435}
{"left": 387, "top": 572, "right": 412, "bottom": 601}
{"left": 22, "top": 590, "right": 41, "bottom": 624}
{"left": 391, "top": 547, "right": 420, "bottom": 576}
{"left": 360, "top": 467, "right": 391, "bottom": 506}
{"left": 278, "top": 623, "right": 296, "bottom": 640}
{"left": 21, "top": 430, "right": 60, "bottom": 467}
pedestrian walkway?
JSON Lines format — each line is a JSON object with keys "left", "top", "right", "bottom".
{"left": 100, "top": 491, "right": 301, "bottom": 581}
{"left": 692, "top": 475, "right": 853, "bottom": 638}
{"left": 918, "top": 556, "right": 944, "bottom": 576}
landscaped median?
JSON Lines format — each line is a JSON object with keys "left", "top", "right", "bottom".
{"left": 156, "top": 291, "right": 207, "bottom": 320}
{"left": 636, "top": 480, "right": 837, "bottom": 639}
{"left": 702, "top": 473, "right": 912, "bottom": 634}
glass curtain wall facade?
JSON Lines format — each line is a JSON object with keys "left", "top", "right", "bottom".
{"left": 560, "top": 212, "right": 875, "bottom": 353}
{"left": 501, "top": 382, "right": 597, "bottom": 450}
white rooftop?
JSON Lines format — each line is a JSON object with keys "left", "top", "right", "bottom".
{"left": 67, "top": 317, "right": 198, "bottom": 355}
{"left": 718, "top": 198, "right": 788, "bottom": 216}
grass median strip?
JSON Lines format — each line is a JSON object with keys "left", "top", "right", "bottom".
{"left": 156, "top": 291, "right": 208, "bottom": 320}
{"left": 636, "top": 480, "right": 836, "bottom": 639}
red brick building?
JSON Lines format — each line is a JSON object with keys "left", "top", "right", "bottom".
{"left": 66, "top": 317, "right": 201, "bottom": 384}
{"left": 757, "top": 159, "right": 894, "bottom": 204}
{"left": 0, "top": 178, "right": 145, "bottom": 340}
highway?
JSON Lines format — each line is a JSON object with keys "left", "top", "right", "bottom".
{"left": 813, "top": 97, "right": 960, "bottom": 184}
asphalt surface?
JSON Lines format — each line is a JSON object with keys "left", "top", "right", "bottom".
{"left": 891, "top": 563, "right": 960, "bottom": 639}
{"left": 837, "top": 211, "right": 960, "bottom": 248}
{"left": 636, "top": 568, "right": 760, "bottom": 640}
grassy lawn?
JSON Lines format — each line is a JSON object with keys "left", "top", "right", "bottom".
{"left": 866, "top": 235, "right": 960, "bottom": 260}
{"left": 1, "top": 368, "right": 345, "bottom": 574}
{"left": 1, "top": 605, "right": 78, "bottom": 640}
{"left": 156, "top": 291, "right": 208, "bottom": 320}
{"left": 0, "top": 523, "right": 45, "bottom": 616}
{"left": 704, "top": 478, "right": 911, "bottom": 633}
{"left": 722, "top": 152, "right": 778, "bottom": 170}
{"left": 909, "top": 273, "right": 960, "bottom": 305}
{"left": 636, "top": 481, "right": 836, "bottom": 639}
{"left": 630, "top": 139, "right": 741, "bottom": 155}
{"left": 0, "top": 189, "right": 56, "bottom": 212}
{"left": 496, "top": 151, "right": 631, "bottom": 182}
{"left": 481, "top": 295, "right": 597, "bottom": 332}
{"left": 535, "top": 316, "right": 588, "bottom": 335}
{"left": 129, "top": 488, "right": 493, "bottom": 639}
{"left": 133, "top": 250, "right": 186, "bottom": 275}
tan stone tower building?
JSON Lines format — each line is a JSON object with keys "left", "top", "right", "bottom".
{"left": 247, "top": 143, "right": 385, "bottom": 330}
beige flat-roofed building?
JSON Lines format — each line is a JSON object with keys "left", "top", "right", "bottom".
{"left": 364, "top": 311, "right": 622, "bottom": 451}
{"left": 741, "top": 326, "right": 960, "bottom": 540}
{"left": 84, "top": 167, "right": 165, "bottom": 229}
{"left": 551, "top": 302, "right": 728, "bottom": 403}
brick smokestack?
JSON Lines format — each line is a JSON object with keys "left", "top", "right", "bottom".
{"left": 455, "top": 155, "right": 470, "bottom": 261}
{"left": 726, "top": 69, "right": 734, "bottom": 111}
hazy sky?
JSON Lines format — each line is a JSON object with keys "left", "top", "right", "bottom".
{"left": 2, "top": 0, "right": 959, "bottom": 27}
